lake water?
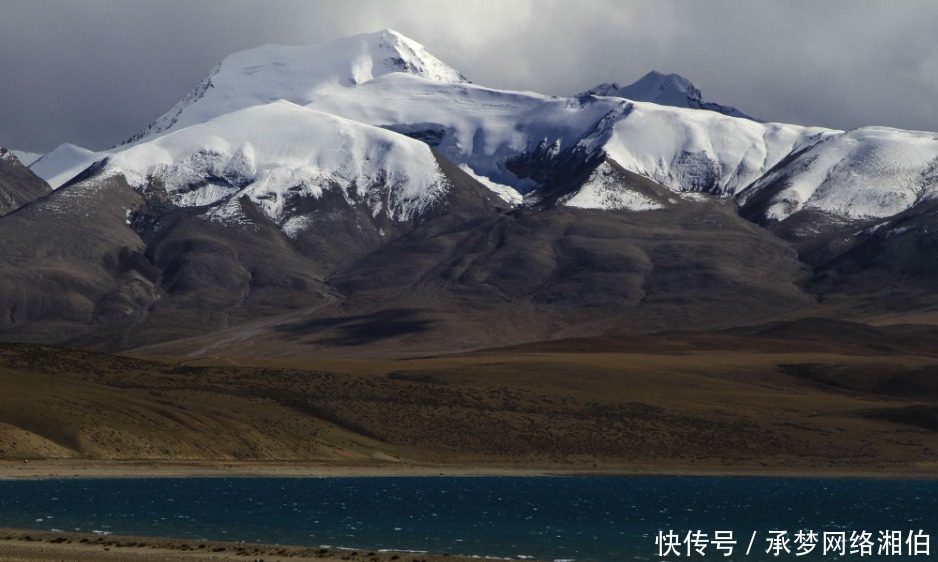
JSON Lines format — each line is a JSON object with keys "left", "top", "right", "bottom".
{"left": 0, "top": 476, "right": 934, "bottom": 561}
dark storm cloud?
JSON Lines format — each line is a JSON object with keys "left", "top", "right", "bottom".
{"left": 2, "top": 0, "right": 937, "bottom": 153}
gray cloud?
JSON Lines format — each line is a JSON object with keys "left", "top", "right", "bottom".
{"left": 2, "top": 0, "right": 937, "bottom": 153}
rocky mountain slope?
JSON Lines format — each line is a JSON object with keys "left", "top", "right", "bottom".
{"left": 0, "top": 148, "right": 50, "bottom": 216}
{"left": 3, "top": 30, "right": 938, "bottom": 356}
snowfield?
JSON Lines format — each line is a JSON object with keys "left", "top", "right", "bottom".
{"left": 30, "top": 143, "right": 100, "bottom": 189}
{"left": 104, "top": 100, "right": 449, "bottom": 226}
{"left": 592, "top": 100, "right": 834, "bottom": 197}
{"left": 739, "top": 127, "right": 938, "bottom": 221}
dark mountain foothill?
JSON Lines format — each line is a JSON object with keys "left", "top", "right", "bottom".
{"left": 0, "top": 147, "right": 50, "bottom": 216}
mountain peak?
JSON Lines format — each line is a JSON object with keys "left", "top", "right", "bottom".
{"left": 128, "top": 30, "right": 468, "bottom": 143}
{"left": 335, "top": 28, "right": 470, "bottom": 85}
{"left": 578, "top": 70, "right": 754, "bottom": 120}
{"left": 631, "top": 71, "right": 702, "bottom": 102}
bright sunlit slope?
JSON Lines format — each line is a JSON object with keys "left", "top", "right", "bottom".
{"left": 104, "top": 100, "right": 450, "bottom": 228}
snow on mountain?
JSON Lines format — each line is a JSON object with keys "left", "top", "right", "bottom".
{"left": 579, "top": 71, "right": 754, "bottom": 120}
{"left": 120, "top": 30, "right": 616, "bottom": 196}
{"left": 31, "top": 30, "right": 938, "bottom": 228}
{"left": 9, "top": 150, "right": 42, "bottom": 166}
{"left": 563, "top": 160, "right": 666, "bottom": 211}
{"left": 456, "top": 163, "right": 523, "bottom": 206}
{"left": 130, "top": 29, "right": 468, "bottom": 142}
{"left": 307, "top": 74, "right": 620, "bottom": 192}
{"left": 29, "top": 143, "right": 100, "bottom": 189}
{"left": 739, "top": 126, "right": 938, "bottom": 221}
{"left": 588, "top": 100, "right": 834, "bottom": 196}
{"left": 103, "top": 100, "right": 450, "bottom": 228}
{"left": 288, "top": 66, "right": 834, "bottom": 205}
{"left": 108, "top": 31, "right": 824, "bottom": 208}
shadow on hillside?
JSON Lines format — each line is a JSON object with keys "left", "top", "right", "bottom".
{"left": 275, "top": 308, "right": 435, "bottom": 346}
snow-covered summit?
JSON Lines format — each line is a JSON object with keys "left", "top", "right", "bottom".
{"left": 130, "top": 29, "right": 468, "bottom": 142}
{"left": 579, "top": 71, "right": 754, "bottom": 120}
{"left": 105, "top": 100, "right": 450, "bottom": 227}
{"left": 28, "top": 30, "right": 938, "bottom": 227}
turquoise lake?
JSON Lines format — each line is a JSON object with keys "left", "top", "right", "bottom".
{"left": 0, "top": 476, "right": 934, "bottom": 561}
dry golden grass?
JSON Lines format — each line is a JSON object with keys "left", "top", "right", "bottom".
{"left": 1, "top": 333, "right": 937, "bottom": 474}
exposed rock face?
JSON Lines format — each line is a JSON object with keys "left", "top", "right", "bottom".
{"left": 0, "top": 147, "right": 51, "bottom": 216}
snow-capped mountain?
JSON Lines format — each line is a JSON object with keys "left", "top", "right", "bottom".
{"left": 104, "top": 100, "right": 452, "bottom": 229}
{"left": 739, "top": 126, "right": 938, "bottom": 221}
{"left": 128, "top": 28, "right": 468, "bottom": 143}
{"left": 6, "top": 30, "right": 938, "bottom": 355}
{"left": 572, "top": 99, "right": 831, "bottom": 197}
{"left": 578, "top": 71, "right": 755, "bottom": 120}
{"left": 32, "top": 30, "right": 938, "bottom": 227}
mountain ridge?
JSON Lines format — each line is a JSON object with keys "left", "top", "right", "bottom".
{"left": 30, "top": 31, "right": 935, "bottom": 228}
{"left": 577, "top": 70, "right": 756, "bottom": 120}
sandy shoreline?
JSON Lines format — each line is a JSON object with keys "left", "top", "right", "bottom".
{"left": 0, "top": 527, "right": 498, "bottom": 562}
{"left": 0, "top": 459, "right": 605, "bottom": 480}
{"left": 1, "top": 459, "right": 936, "bottom": 480}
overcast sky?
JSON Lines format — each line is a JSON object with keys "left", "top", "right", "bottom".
{"left": 3, "top": 0, "right": 938, "bottom": 153}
